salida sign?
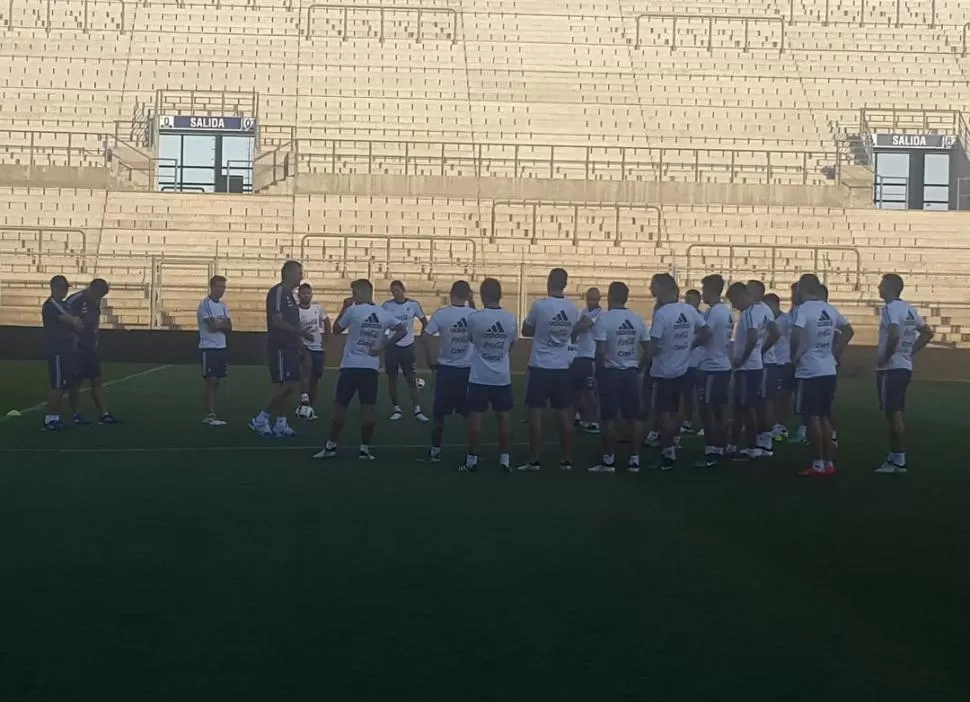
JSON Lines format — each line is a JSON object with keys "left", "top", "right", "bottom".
{"left": 871, "top": 133, "right": 957, "bottom": 150}
{"left": 158, "top": 115, "right": 257, "bottom": 132}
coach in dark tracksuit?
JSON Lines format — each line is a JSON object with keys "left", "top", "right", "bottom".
{"left": 65, "top": 278, "right": 121, "bottom": 425}
{"left": 41, "top": 275, "right": 84, "bottom": 430}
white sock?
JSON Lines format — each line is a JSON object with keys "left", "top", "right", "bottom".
{"left": 796, "top": 425, "right": 807, "bottom": 437}
{"left": 726, "top": 444, "right": 737, "bottom": 454}
{"left": 713, "top": 446, "right": 724, "bottom": 455}
{"left": 300, "top": 393, "right": 310, "bottom": 404}
{"left": 414, "top": 405, "right": 422, "bottom": 414}
{"left": 705, "top": 445, "right": 717, "bottom": 455}
{"left": 603, "top": 453, "right": 615, "bottom": 466}
{"left": 824, "top": 460, "right": 835, "bottom": 468}
{"left": 430, "top": 446, "right": 441, "bottom": 457}
{"left": 392, "top": 405, "right": 402, "bottom": 412}
{"left": 813, "top": 459, "right": 825, "bottom": 470}
{"left": 360, "top": 444, "right": 370, "bottom": 453}
{"left": 647, "top": 430, "right": 658, "bottom": 440}
{"left": 891, "top": 452, "right": 906, "bottom": 465}
{"left": 757, "top": 433, "right": 773, "bottom": 451}
{"left": 498, "top": 452, "right": 509, "bottom": 466}
{"left": 575, "top": 412, "right": 581, "bottom": 421}
{"left": 325, "top": 439, "right": 337, "bottom": 450}
{"left": 466, "top": 453, "right": 478, "bottom": 468}
{"left": 274, "top": 416, "right": 287, "bottom": 427}
{"left": 673, "top": 435, "right": 681, "bottom": 448}
{"left": 45, "top": 414, "right": 59, "bottom": 423}
{"left": 628, "top": 454, "right": 640, "bottom": 466}
{"left": 662, "top": 446, "right": 676, "bottom": 461}
{"left": 257, "top": 410, "right": 270, "bottom": 423}
{"left": 682, "top": 421, "right": 693, "bottom": 430}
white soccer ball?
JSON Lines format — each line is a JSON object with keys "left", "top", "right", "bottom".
{"left": 296, "top": 404, "right": 314, "bottom": 419}
{"left": 415, "top": 377, "right": 426, "bottom": 390}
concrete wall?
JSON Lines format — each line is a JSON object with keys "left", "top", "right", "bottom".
{"left": 0, "top": 165, "right": 134, "bottom": 190}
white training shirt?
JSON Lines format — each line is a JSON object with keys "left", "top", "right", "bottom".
{"left": 425, "top": 305, "right": 474, "bottom": 368}
{"left": 197, "top": 297, "right": 230, "bottom": 350}
{"left": 699, "top": 302, "right": 734, "bottom": 372}
{"left": 772, "top": 311, "right": 792, "bottom": 365}
{"left": 593, "top": 308, "right": 648, "bottom": 370}
{"left": 792, "top": 299, "right": 850, "bottom": 379}
{"left": 299, "top": 303, "right": 329, "bottom": 352}
{"left": 734, "top": 303, "right": 772, "bottom": 371}
{"left": 467, "top": 307, "right": 518, "bottom": 386}
{"left": 686, "top": 305, "right": 704, "bottom": 368}
{"left": 524, "top": 296, "right": 580, "bottom": 370}
{"left": 757, "top": 302, "right": 780, "bottom": 365}
{"left": 650, "top": 302, "right": 707, "bottom": 379}
{"left": 381, "top": 298, "right": 425, "bottom": 347}
{"left": 877, "top": 299, "right": 926, "bottom": 371}
{"left": 573, "top": 306, "right": 602, "bottom": 360}
{"left": 338, "top": 303, "right": 402, "bottom": 371}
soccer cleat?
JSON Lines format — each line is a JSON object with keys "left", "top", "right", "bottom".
{"left": 427, "top": 450, "right": 442, "bottom": 464}
{"left": 248, "top": 418, "right": 275, "bottom": 438}
{"left": 875, "top": 462, "right": 907, "bottom": 474}
{"left": 359, "top": 448, "right": 376, "bottom": 461}
{"left": 680, "top": 423, "right": 696, "bottom": 435}
{"left": 650, "top": 459, "right": 677, "bottom": 472}
{"left": 311, "top": 445, "right": 337, "bottom": 459}
{"left": 643, "top": 435, "right": 661, "bottom": 448}
{"left": 43, "top": 419, "right": 66, "bottom": 432}
{"left": 516, "top": 461, "right": 541, "bottom": 472}
{"left": 692, "top": 456, "right": 720, "bottom": 468}
{"left": 389, "top": 408, "right": 403, "bottom": 421}
{"left": 559, "top": 460, "right": 573, "bottom": 472}
{"left": 202, "top": 414, "right": 227, "bottom": 427}
{"left": 732, "top": 449, "right": 760, "bottom": 463}
{"left": 581, "top": 422, "right": 601, "bottom": 435}
{"left": 72, "top": 413, "right": 91, "bottom": 426}
{"left": 626, "top": 462, "right": 641, "bottom": 474}
{"left": 99, "top": 413, "right": 122, "bottom": 425}
{"left": 757, "top": 448, "right": 774, "bottom": 459}
{"left": 500, "top": 463, "right": 512, "bottom": 473}
{"left": 772, "top": 427, "right": 789, "bottom": 441}
{"left": 273, "top": 422, "right": 299, "bottom": 438}
{"left": 696, "top": 428, "right": 705, "bottom": 438}
{"left": 413, "top": 411, "right": 430, "bottom": 423}
{"left": 798, "top": 465, "right": 836, "bottom": 477}
{"left": 587, "top": 463, "right": 616, "bottom": 474}
{"left": 458, "top": 462, "right": 477, "bottom": 473}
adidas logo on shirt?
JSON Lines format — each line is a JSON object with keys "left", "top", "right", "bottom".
{"left": 485, "top": 321, "right": 506, "bottom": 338}
{"left": 362, "top": 312, "right": 382, "bottom": 329}
{"left": 674, "top": 312, "right": 690, "bottom": 328}
{"left": 906, "top": 310, "right": 916, "bottom": 321}
{"left": 451, "top": 317, "right": 469, "bottom": 332}
{"left": 618, "top": 318, "right": 637, "bottom": 335}
{"left": 550, "top": 310, "right": 572, "bottom": 327}
{"left": 818, "top": 309, "right": 832, "bottom": 326}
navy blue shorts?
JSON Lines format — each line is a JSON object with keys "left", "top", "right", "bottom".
{"left": 696, "top": 369, "right": 731, "bottom": 406}
{"left": 75, "top": 346, "right": 102, "bottom": 380}
{"left": 269, "top": 347, "right": 301, "bottom": 384}
{"left": 47, "top": 352, "right": 77, "bottom": 391}
{"left": 794, "top": 375, "right": 837, "bottom": 417}
{"left": 598, "top": 368, "right": 641, "bottom": 421}
{"left": 760, "top": 365, "right": 780, "bottom": 400}
{"left": 570, "top": 357, "right": 597, "bottom": 393}
{"left": 733, "top": 369, "right": 762, "bottom": 408}
{"left": 524, "top": 367, "right": 572, "bottom": 410}
{"left": 434, "top": 365, "right": 470, "bottom": 418}
{"left": 335, "top": 368, "right": 379, "bottom": 406}
{"left": 877, "top": 369, "right": 911, "bottom": 415}
{"left": 200, "top": 348, "right": 229, "bottom": 379}
{"left": 778, "top": 363, "right": 795, "bottom": 393}
{"left": 650, "top": 373, "right": 689, "bottom": 414}
{"left": 304, "top": 349, "right": 325, "bottom": 379}
{"left": 467, "top": 383, "right": 514, "bottom": 413}
{"left": 385, "top": 343, "right": 416, "bottom": 378}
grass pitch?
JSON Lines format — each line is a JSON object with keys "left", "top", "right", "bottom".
{"left": 0, "top": 362, "right": 968, "bottom": 701}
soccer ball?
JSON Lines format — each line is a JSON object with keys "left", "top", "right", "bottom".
{"left": 415, "top": 377, "right": 426, "bottom": 390}
{"left": 296, "top": 404, "right": 315, "bottom": 419}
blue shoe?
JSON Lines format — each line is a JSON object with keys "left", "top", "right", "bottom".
{"left": 99, "top": 413, "right": 123, "bottom": 425}
{"left": 248, "top": 418, "right": 274, "bottom": 438}
{"left": 43, "top": 419, "right": 66, "bottom": 432}
{"left": 73, "top": 413, "right": 91, "bottom": 426}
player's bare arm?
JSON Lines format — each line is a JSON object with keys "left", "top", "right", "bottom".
{"left": 419, "top": 332, "right": 438, "bottom": 368}
{"left": 880, "top": 323, "right": 900, "bottom": 367}
{"left": 332, "top": 298, "right": 355, "bottom": 335}
{"left": 833, "top": 323, "right": 855, "bottom": 360}
{"left": 692, "top": 326, "right": 712, "bottom": 348}
{"left": 912, "top": 323, "right": 934, "bottom": 355}
{"left": 762, "top": 321, "right": 780, "bottom": 352}
{"left": 734, "top": 329, "right": 758, "bottom": 368}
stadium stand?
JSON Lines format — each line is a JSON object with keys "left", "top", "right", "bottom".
{"left": 2, "top": 0, "right": 970, "bottom": 349}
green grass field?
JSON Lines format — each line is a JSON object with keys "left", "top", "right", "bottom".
{"left": 1, "top": 361, "right": 969, "bottom": 701}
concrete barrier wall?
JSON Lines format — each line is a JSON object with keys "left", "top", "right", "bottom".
{"left": 1, "top": 326, "right": 966, "bottom": 382}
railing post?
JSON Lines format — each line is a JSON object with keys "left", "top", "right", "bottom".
{"left": 694, "top": 149, "right": 700, "bottom": 182}
{"left": 29, "top": 129, "right": 35, "bottom": 169}
{"left": 788, "top": 0, "right": 795, "bottom": 25}
{"left": 860, "top": 0, "right": 866, "bottom": 27}
{"left": 707, "top": 16, "right": 713, "bottom": 52}
{"left": 963, "top": 23, "right": 969, "bottom": 57}
{"left": 549, "top": 145, "right": 555, "bottom": 179}
{"left": 45, "top": 0, "right": 51, "bottom": 33}
{"left": 530, "top": 202, "right": 537, "bottom": 244}
{"left": 440, "top": 142, "right": 446, "bottom": 176}
{"left": 83, "top": 0, "right": 89, "bottom": 33}
{"left": 743, "top": 17, "right": 750, "bottom": 52}
{"left": 513, "top": 144, "right": 519, "bottom": 178}
{"left": 671, "top": 16, "right": 677, "bottom": 51}
{"left": 895, "top": 0, "right": 901, "bottom": 27}
{"left": 572, "top": 204, "right": 579, "bottom": 246}
{"left": 415, "top": 8, "right": 422, "bottom": 43}
{"left": 7, "top": 0, "right": 13, "bottom": 30}
{"left": 930, "top": 0, "right": 936, "bottom": 28}
{"left": 824, "top": 0, "right": 830, "bottom": 26}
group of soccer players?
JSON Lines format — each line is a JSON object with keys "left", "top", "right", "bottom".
{"left": 39, "top": 259, "right": 933, "bottom": 477}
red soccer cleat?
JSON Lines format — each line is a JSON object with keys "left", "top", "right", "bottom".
{"left": 798, "top": 465, "right": 836, "bottom": 477}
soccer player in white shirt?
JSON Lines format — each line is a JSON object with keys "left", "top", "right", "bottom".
{"left": 874, "top": 273, "right": 933, "bottom": 474}
{"left": 382, "top": 280, "right": 430, "bottom": 423}
{"left": 463, "top": 277, "right": 518, "bottom": 473}
{"left": 747, "top": 279, "right": 781, "bottom": 455}
{"left": 693, "top": 275, "right": 734, "bottom": 467}
{"left": 296, "top": 283, "right": 330, "bottom": 420}
{"left": 312, "top": 279, "right": 406, "bottom": 461}
{"left": 764, "top": 292, "right": 793, "bottom": 440}
{"left": 518, "top": 268, "right": 590, "bottom": 472}
{"left": 588, "top": 282, "right": 650, "bottom": 473}
{"left": 790, "top": 276, "right": 854, "bottom": 477}
{"left": 644, "top": 273, "right": 709, "bottom": 471}
{"left": 419, "top": 280, "right": 476, "bottom": 463}
{"left": 572, "top": 287, "right": 602, "bottom": 435}
{"left": 725, "top": 282, "right": 773, "bottom": 461}
{"left": 681, "top": 288, "right": 703, "bottom": 435}
{"left": 197, "top": 275, "right": 232, "bottom": 426}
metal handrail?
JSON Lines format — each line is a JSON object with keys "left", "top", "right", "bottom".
{"left": 634, "top": 13, "right": 785, "bottom": 53}
{"left": 0, "top": 225, "right": 89, "bottom": 273}
{"left": 298, "top": 233, "right": 479, "bottom": 277}
{"left": 305, "top": 3, "right": 458, "bottom": 43}
{"left": 489, "top": 200, "right": 663, "bottom": 247}
{"left": 684, "top": 244, "right": 862, "bottom": 291}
